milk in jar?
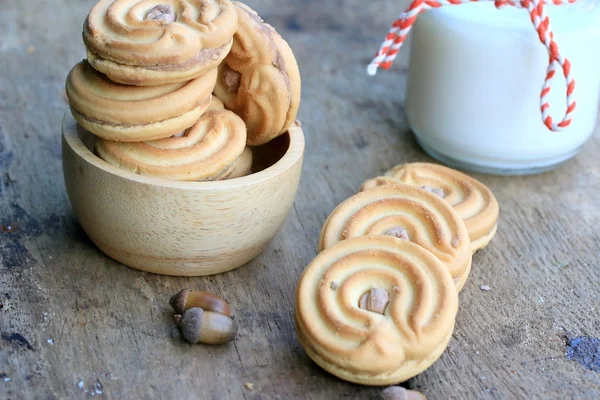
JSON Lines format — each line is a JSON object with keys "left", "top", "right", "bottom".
{"left": 404, "top": 1, "right": 600, "bottom": 174}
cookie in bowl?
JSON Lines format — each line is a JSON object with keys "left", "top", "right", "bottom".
{"left": 65, "top": 61, "right": 217, "bottom": 142}
{"left": 84, "top": 0, "right": 238, "bottom": 86}
{"left": 227, "top": 147, "right": 253, "bottom": 179}
{"left": 95, "top": 97, "right": 247, "bottom": 181}
{"left": 213, "top": 1, "right": 301, "bottom": 146}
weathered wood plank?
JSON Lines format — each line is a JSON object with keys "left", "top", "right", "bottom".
{"left": 1, "top": 0, "right": 599, "bottom": 399}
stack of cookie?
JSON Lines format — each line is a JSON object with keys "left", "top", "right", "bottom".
{"left": 295, "top": 162, "right": 499, "bottom": 386}
{"left": 65, "top": 0, "right": 300, "bottom": 181}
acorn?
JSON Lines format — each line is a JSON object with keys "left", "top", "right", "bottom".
{"left": 169, "top": 289, "right": 230, "bottom": 316}
{"left": 179, "top": 308, "right": 238, "bottom": 345}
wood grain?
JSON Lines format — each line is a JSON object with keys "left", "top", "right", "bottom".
{"left": 1, "top": 0, "right": 599, "bottom": 399}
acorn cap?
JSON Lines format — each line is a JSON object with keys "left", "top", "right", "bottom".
{"left": 169, "top": 288, "right": 192, "bottom": 314}
{"left": 179, "top": 308, "right": 239, "bottom": 345}
{"left": 180, "top": 308, "right": 204, "bottom": 344}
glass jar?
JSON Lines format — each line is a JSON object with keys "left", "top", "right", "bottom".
{"left": 404, "top": 1, "right": 600, "bottom": 175}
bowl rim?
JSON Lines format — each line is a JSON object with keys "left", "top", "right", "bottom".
{"left": 62, "top": 111, "right": 305, "bottom": 190}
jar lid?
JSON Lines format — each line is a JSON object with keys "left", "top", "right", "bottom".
{"left": 432, "top": 1, "right": 600, "bottom": 32}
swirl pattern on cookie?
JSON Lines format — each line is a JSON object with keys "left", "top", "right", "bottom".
{"left": 295, "top": 235, "right": 458, "bottom": 385}
{"left": 84, "top": 0, "right": 237, "bottom": 85}
{"left": 320, "top": 184, "right": 471, "bottom": 291}
{"left": 95, "top": 97, "right": 246, "bottom": 181}
{"left": 360, "top": 176, "right": 402, "bottom": 192}
{"left": 361, "top": 163, "right": 499, "bottom": 252}
{"left": 213, "top": 2, "right": 301, "bottom": 146}
{"left": 66, "top": 61, "right": 216, "bottom": 141}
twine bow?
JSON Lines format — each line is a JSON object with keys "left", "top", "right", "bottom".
{"left": 368, "top": 0, "right": 577, "bottom": 131}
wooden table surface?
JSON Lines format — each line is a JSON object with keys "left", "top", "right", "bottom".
{"left": 1, "top": 0, "right": 599, "bottom": 399}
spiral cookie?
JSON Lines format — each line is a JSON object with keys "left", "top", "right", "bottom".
{"left": 227, "top": 147, "right": 253, "bottom": 179}
{"left": 360, "top": 163, "right": 499, "bottom": 252}
{"left": 95, "top": 97, "right": 246, "bottom": 181}
{"left": 360, "top": 176, "right": 402, "bottom": 192}
{"left": 295, "top": 235, "right": 458, "bottom": 385}
{"left": 320, "top": 184, "right": 471, "bottom": 291}
{"left": 66, "top": 61, "right": 217, "bottom": 142}
{"left": 83, "top": 0, "right": 237, "bottom": 86}
{"left": 213, "top": 2, "right": 301, "bottom": 146}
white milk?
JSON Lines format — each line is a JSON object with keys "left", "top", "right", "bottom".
{"left": 404, "top": 1, "right": 600, "bottom": 174}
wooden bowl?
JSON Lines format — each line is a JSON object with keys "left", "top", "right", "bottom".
{"left": 61, "top": 112, "right": 305, "bottom": 276}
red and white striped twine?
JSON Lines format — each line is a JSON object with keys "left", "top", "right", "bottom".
{"left": 368, "top": 0, "right": 577, "bottom": 131}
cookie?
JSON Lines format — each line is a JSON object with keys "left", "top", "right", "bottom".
{"left": 360, "top": 163, "right": 499, "bottom": 253}
{"left": 319, "top": 184, "right": 472, "bottom": 291}
{"left": 295, "top": 235, "right": 458, "bottom": 385}
{"left": 66, "top": 61, "right": 216, "bottom": 142}
{"left": 213, "top": 1, "right": 301, "bottom": 146}
{"left": 84, "top": 0, "right": 238, "bottom": 86}
{"left": 227, "top": 147, "right": 253, "bottom": 179}
{"left": 360, "top": 176, "right": 402, "bottom": 192}
{"left": 95, "top": 97, "right": 246, "bottom": 181}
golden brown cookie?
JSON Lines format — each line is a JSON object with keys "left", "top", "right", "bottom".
{"left": 213, "top": 1, "right": 301, "bottom": 146}
{"left": 320, "top": 184, "right": 472, "bottom": 291}
{"left": 227, "top": 147, "right": 253, "bottom": 179}
{"left": 360, "top": 163, "right": 499, "bottom": 253}
{"left": 295, "top": 235, "right": 458, "bottom": 385}
{"left": 360, "top": 176, "right": 402, "bottom": 192}
{"left": 84, "top": 0, "right": 238, "bottom": 86}
{"left": 95, "top": 97, "right": 246, "bottom": 181}
{"left": 66, "top": 61, "right": 216, "bottom": 142}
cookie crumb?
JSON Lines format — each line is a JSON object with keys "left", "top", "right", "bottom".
{"left": 244, "top": 382, "right": 254, "bottom": 391}
{"left": 480, "top": 285, "right": 490, "bottom": 291}
{"left": 94, "top": 381, "right": 103, "bottom": 395}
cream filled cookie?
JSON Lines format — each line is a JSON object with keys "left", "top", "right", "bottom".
{"left": 213, "top": 2, "right": 301, "bottom": 146}
{"left": 83, "top": 0, "right": 237, "bottom": 86}
{"left": 320, "top": 184, "right": 472, "bottom": 291}
{"left": 227, "top": 147, "right": 253, "bottom": 179}
{"left": 66, "top": 61, "right": 216, "bottom": 142}
{"left": 295, "top": 235, "right": 459, "bottom": 385}
{"left": 360, "top": 163, "right": 500, "bottom": 253}
{"left": 95, "top": 97, "right": 246, "bottom": 181}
